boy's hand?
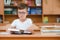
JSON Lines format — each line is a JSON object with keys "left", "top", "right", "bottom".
{"left": 27, "top": 24, "right": 40, "bottom": 33}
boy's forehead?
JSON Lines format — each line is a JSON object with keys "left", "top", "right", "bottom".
{"left": 18, "top": 9, "right": 27, "bottom": 12}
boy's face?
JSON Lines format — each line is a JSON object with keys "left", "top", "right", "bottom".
{"left": 18, "top": 9, "right": 28, "bottom": 20}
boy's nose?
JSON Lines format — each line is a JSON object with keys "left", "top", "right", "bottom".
{"left": 21, "top": 15, "right": 23, "bottom": 17}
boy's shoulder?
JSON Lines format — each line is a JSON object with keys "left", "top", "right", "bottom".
{"left": 13, "top": 19, "right": 19, "bottom": 22}
{"left": 14, "top": 18, "right": 31, "bottom": 20}
{"left": 13, "top": 18, "right": 32, "bottom": 22}
{"left": 26, "top": 18, "right": 32, "bottom": 21}
{"left": 27, "top": 18, "right": 31, "bottom": 20}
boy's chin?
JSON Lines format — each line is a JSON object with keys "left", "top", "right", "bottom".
{"left": 20, "top": 18, "right": 26, "bottom": 20}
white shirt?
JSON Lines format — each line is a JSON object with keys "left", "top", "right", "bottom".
{"left": 11, "top": 18, "right": 32, "bottom": 30}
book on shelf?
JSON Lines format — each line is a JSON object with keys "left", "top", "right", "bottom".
{"left": 4, "top": 0, "right": 11, "bottom": 6}
{"left": 35, "top": 0, "right": 41, "bottom": 6}
{"left": 28, "top": 8, "right": 42, "bottom": 15}
{"left": 4, "top": 8, "right": 13, "bottom": 14}
{"left": 12, "top": 8, "right": 17, "bottom": 15}
{"left": 24, "top": 0, "right": 33, "bottom": 6}
{"left": 43, "top": 16, "right": 48, "bottom": 23}
{"left": 57, "top": 18, "right": 60, "bottom": 23}
{"left": 0, "top": 16, "right": 3, "bottom": 23}
{"left": 10, "top": 0, "right": 18, "bottom": 6}
{"left": 30, "top": 8, "right": 36, "bottom": 15}
{"left": 4, "top": 8, "right": 17, "bottom": 15}
{"left": 28, "top": 7, "right": 31, "bottom": 15}
{"left": 36, "top": 8, "right": 42, "bottom": 15}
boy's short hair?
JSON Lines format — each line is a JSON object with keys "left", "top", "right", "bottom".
{"left": 17, "top": 3, "right": 28, "bottom": 10}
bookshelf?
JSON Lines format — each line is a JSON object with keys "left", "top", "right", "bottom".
{"left": 0, "top": 0, "right": 60, "bottom": 25}
{"left": 43, "top": 0, "right": 60, "bottom": 23}
{"left": 3, "top": 0, "right": 42, "bottom": 23}
{"left": 0, "top": 0, "right": 4, "bottom": 24}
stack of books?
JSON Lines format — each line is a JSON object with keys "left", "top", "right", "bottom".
{"left": 41, "top": 25, "right": 60, "bottom": 35}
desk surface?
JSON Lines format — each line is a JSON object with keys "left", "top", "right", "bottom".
{"left": 0, "top": 32, "right": 60, "bottom": 37}
{"left": 0, "top": 23, "right": 60, "bottom": 38}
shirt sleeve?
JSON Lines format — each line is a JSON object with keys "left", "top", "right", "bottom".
{"left": 28, "top": 19, "right": 33, "bottom": 27}
{"left": 11, "top": 20, "right": 16, "bottom": 27}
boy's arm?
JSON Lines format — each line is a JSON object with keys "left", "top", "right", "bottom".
{"left": 10, "top": 26, "right": 16, "bottom": 29}
{"left": 6, "top": 24, "right": 16, "bottom": 32}
{"left": 27, "top": 24, "right": 40, "bottom": 33}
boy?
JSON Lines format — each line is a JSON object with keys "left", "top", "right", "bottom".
{"left": 8, "top": 3, "right": 39, "bottom": 33}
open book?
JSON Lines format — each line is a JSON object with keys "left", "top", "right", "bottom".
{"left": 8, "top": 29, "right": 32, "bottom": 35}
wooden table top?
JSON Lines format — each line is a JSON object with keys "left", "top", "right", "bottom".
{"left": 0, "top": 23, "right": 60, "bottom": 38}
{"left": 0, "top": 32, "right": 60, "bottom": 37}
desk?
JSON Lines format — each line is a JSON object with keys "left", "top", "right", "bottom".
{"left": 0, "top": 23, "right": 60, "bottom": 40}
{"left": 0, "top": 32, "right": 60, "bottom": 40}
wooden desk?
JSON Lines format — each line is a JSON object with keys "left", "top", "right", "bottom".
{"left": 0, "top": 32, "right": 60, "bottom": 40}
{"left": 0, "top": 23, "right": 60, "bottom": 40}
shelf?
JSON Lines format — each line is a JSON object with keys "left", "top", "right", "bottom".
{"left": 43, "top": 14, "right": 60, "bottom": 16}
{"left": 4, "top": 5, "right": 42, "bottom": 8}
{"left": 28, "top": 14, "right": 42, "bottom": 16}
{"left": 4, "top": 14, "right": 17, "bottom": 16}
{"left": 4, "top": 14, "right": 42, "bottom": 16}
{"left": 4, "top": 5, "right": 17, "bottom": 8}
{"left": 28, "top": 6, "right": 42, "bottom": 8}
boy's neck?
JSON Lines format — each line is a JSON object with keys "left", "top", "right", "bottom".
{"left": 19, "top": 19, "right": 26, "bottom": 22}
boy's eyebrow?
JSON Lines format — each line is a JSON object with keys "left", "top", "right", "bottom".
{"left": 18, "top": 12, "right": 25, "bottom": 13}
